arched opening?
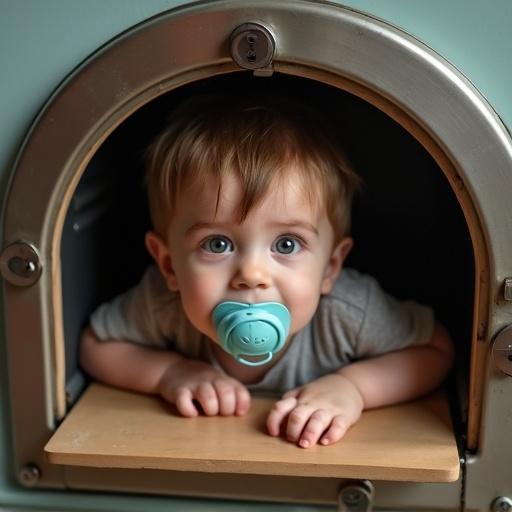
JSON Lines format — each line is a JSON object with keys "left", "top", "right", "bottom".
{"left": 61, "top": 71, "right": 474, "bottom": 431}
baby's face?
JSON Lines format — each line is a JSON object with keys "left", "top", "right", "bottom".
{"left": 149, "top": 169, "right": 352, "bottom": 345}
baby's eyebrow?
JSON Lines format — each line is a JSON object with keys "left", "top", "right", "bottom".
{"left": 184, "top": 220, "right": 319, "bottom": 236}
{"left": 184, "top": 222, "right": 224, "bottom": 236}
{"left": 271, "top": 221, "right": 319, "bottom": 235}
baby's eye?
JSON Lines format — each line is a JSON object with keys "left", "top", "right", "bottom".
{"left": 272, "top": 236, "right": 302, "bottom": 255}
{"left": 200, "top": 236, "right": 234, "bottom": 254}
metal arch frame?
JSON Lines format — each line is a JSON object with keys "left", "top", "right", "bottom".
{"left": 2, "top": 0, "right": 511, "bottom": 507}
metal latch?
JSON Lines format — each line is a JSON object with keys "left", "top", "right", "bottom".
{"left": 230, "top": 23, "right": 275, "bottom": 76}
{"left": 492, "top": 325, "right": 512, "bottom": 376}
{"left": 338, "top": 480, "right": 374, "bottom": 512}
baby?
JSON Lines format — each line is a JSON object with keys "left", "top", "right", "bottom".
{"left": 80, "top": 94, "right": 454, "bottom": 449}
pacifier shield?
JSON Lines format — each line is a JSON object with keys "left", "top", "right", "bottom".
{"left": 212, "top": 301, "right": 290, "bottom": 366}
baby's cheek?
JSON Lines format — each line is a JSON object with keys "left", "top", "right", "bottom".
{"left": 180, "top": 274, "right": 225, "bottom": 332}
{"left": 181, "top": 270, "right": 220, "bottom": 301}
{"left": 284, "top": 282, "right": 322, "bottom": 333}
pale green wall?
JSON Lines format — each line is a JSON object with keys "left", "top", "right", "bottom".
{"left": 1, "top": 0, "right": 511, "bottom": 180}
{"left": 0, "top": 0, "right": 510, "bottom": 509}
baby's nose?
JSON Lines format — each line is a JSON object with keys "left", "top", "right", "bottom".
{"left": 231, "top": 258, "right": 272, "bottom": 289}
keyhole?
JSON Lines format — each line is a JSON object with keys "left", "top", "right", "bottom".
{"left": 246, "top": 33, "right": 258, "bottom": 45}
{"left": 245, "top": 33, "right": 258, "bottom": 63}
{"left": 230, "top": 23, "right": 275, "bottom": 71}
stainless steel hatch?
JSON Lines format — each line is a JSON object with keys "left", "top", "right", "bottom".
{"left": 2, "top": 1, "right": 512, "bottom": 508}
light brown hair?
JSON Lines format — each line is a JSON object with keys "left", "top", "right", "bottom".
{"left": 146, "top": 94, "right": 361, "bottom": 241}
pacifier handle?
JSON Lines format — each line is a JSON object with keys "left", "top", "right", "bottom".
{"left": 237, "top": 352, "right": 273, "bottom": 367}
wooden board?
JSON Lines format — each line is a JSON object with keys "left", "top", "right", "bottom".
{"left": 45, "top": 383, "right": 460, "bottom": 482}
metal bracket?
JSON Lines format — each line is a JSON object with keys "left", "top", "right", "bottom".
{"left": 338, "top": 480, "right": 374, "bottom": 512}
{"left": 492, "top": 325, "right": 512, "bottom": 376}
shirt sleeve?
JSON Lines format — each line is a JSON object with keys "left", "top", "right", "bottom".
{"left": 354, "top": 273, "right": 434, "bottom": 358}
{"left": 89, "top": 265, "right": 179, "bottom": 349}
{"left": 321, "top": 269, "right": 435, "bottom": 362}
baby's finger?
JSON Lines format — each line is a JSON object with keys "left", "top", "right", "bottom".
{"left": 320, "top": 414, "right": 351, "bottom": 446}
{"left": 266, "top": 396, "right": 297, "bottom": 436}
{"left": 282, "top": 387, "right": 300, "bottom": 400}
{"left": 195, "top": 382, "right": 219, "bottom": 416}
{"left": 286, "top": 404, "right": 315, "bottom": 443}
{"left": 298, "top": 409, "right": 332, "bottom": 448}
{"left": 234, "top": 385, "right": 251, "bottom": 416}
{"left": 175, "top": 387, "right": 199, "bottom": 417}
{"left": 213, "top": 380, "right": 236, "bottom": 416}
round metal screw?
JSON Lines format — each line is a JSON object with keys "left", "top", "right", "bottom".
{"left": 338, "top": 481, "right": 374, "bottom": 511}
{"left": 492, "top": 497, "right": 512, "bottom": 512}
{"left": 19, "top": 464, "right": 40, "bottom": 487}
{"left": 0, "top": 241, "right": 42, "bottom": 286}
{"left": 342, "top": 489, "right": 363, "bottom": 505}
{"left": 492, "top": 325, "right": 512, "bottom": 376}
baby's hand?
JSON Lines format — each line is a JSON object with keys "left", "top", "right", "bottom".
{"left": 158, "top": 359, "right": 251, "bottom": 417}
{"left": 266, "top": 373, "right": 364, "bottom": 448}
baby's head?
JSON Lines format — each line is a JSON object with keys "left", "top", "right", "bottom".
{"left": 145, "top": 94, "right": 361, "bottom": 362}
{"left": 146, "top": 94, "right": 360, "bottom": 244}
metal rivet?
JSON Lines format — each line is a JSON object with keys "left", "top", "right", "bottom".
{"left": 492, "top": 325, "right": 512, "bottom": 376}
{"left": 491, "top": 497, "right": 512, "bottom": 512}
{"left": 0, "top": 241, "right": 42, "bottom": 286}
{"left": 338, "top": 480, "right": 374, "bottom": 512}
{"left": 19, "top": 464, "right": 40, "bottom": 487}
{"left": 230, "top": 23, "right": 275, "bottom": 71}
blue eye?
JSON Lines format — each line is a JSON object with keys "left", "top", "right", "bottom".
{"left": 201, "top": 236, "right": 233, "bottom": 254}
{"left": 272, "top": 236, "right": 301, "bottom": 255}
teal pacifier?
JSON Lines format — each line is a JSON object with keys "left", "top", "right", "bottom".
{"left": 212, "top": 301, "right": 291, "bottom": 366}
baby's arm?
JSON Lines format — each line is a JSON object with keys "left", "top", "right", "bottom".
{"left": 80, "top": 327, "right": 251, "bottom": 417}
{"left": 267, "top": 322, "right": 454, "bottom": 448}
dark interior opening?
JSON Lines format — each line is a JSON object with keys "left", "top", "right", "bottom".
{"left": 61, "top": 72, "right": 474, "bottom": 429}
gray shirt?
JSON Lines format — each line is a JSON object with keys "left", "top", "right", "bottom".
{"left": 90, "top": 265, "right": 434, "bottom": 395}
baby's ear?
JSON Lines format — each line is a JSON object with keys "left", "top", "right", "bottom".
{"left": 321, "top": 237, "right": 353, "bottom": 294}
{"left": 145, "top": 231, "right": 179, "bottom": 291}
